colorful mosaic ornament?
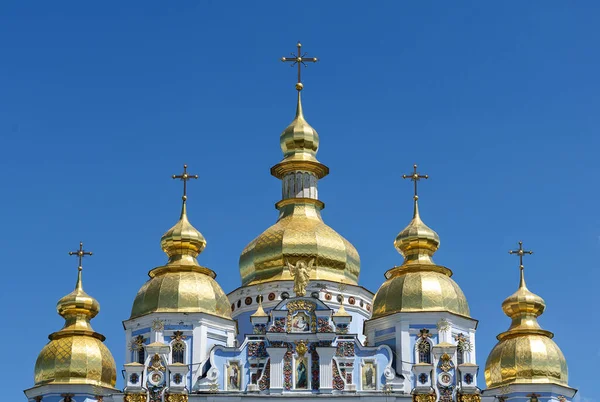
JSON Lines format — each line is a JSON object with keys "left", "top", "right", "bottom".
{"left": 464, "top": 373, "right": 473, "bottom": 384}
{"left": 129, "top": 373, "right": 139, "bottom": 384}
{"left": 259, "top": 360, "right": 271, "bottom": 391}
{"left": 418, "top": 373, "right": 428, "bottom": 384}
{"left": 336, "top": 341, "right": 355, "bottom": 357}
{"left": 269, "top": 318, "right": 286, "bottom": 333}
{"left": 439, "top": 386, "right": 453, "bottom": 402}
{"left": 332, "top": 360, "right": 345, "bottom": 391}
{"left": 310, "top": 344, "right": 320, "bottom": 390}
{"left": 283, "top": 345, "right": 293, "bottom": 390}
{"left": 317, "top": 317, "right": 333, "bottom": 332}
{"left": 173, "top": 374, "right": 183, "bottom": 384}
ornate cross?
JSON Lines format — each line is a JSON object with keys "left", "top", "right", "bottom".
{"left": 281, "top": 42, "right": 318, "bottom": 91}
{"left": 402, "top": 164, "right": 429, "bottom": 200}
{"left": 69, "top": 242, "right": 92, "bottom": 269}
{"left": 172, "top": 164, "right": 198, "bottom": 201}
{"left": 509, "top": 241, "right": 533, "bottom": 269}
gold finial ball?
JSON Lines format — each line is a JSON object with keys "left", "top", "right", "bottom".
{"left": 182, "top": 195, "right": 187, "bottom": 201}
{"left": 295, "top": 82, "right": 304, "bottom": 91}
{"left": 183, "top": 164, "right": 188, "bottom": 168}
{"left": 297, "top": 42, "right": 302, "bottom": 47}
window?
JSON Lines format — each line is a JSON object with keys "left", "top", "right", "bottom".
{"left": 457, "top": 350, "right": 464, "bottom": 365}
{"left": 418, "top": 340, "right": 431, "bottom": 364}
{"left": 172, "top": 341, "right": 185, "bottom": 364}
{"left": 137, "top": 347, "right": 145, "bottom": 364}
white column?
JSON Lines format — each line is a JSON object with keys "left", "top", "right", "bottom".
{"left": 266, "top": 347, "right": 287, "bottom": 393}
{"left": 316, "top": 347, "right": 336, "bottom": 393}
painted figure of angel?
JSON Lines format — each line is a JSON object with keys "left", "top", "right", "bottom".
{"left": 287, "top": 258, "right": 314, "bottom": 296}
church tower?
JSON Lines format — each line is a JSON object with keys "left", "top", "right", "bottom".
{"left": 230, "top": 43, "right": 372, "bottom": 341}
{"left": 365, "top": 166, "right": 480, "bottom": 401}
{"left": 123, "top": 165, "right": 236, "bottom": 401}
{"left": 25, "top": 243, "right": 118, "bottom": 402}
{"left": 483, "top": 242, "right": 577, "bottom": 402}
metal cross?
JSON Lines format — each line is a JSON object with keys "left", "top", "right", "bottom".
{"left": 172, "top": 164, "right": 198, "bottom": 201}
{"left": 509, "top": 241, "right": 533, "bottom": 269}
{"left": 69, "top": 242, "right": 92, "bottom": 269}
{"left": 281, "top": 42, "right": 318, "bottom": 91}
{"left": 402, "top": 164, "right": 429, "bottom": 200}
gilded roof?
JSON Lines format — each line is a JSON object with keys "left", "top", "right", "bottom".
{"left": 34, "top": 268, "right": 117, "bottom": 388}
{"left": 130, "top": 198, "right": 232, "bottom": 320}
{"left": 484, "top": 266, "right": 568, "bottom": 389}
{"left": 239, "top": 199, "right": 360, "bottom": 286}
{"left": 371, "top": 197, "right": 470, "bottom": 319}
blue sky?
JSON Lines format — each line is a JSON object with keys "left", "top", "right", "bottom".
{"left": 1, "top": 2, "right": 598, "bottom": 401}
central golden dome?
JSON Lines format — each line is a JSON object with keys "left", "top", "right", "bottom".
{"left": 34, "top": 266, "right": 117, "bottom": 389}
{"left": 130, "top": 176, "right": 232, "bottom": 321}
{"left": 239, "top": 89, "right": 360, "bottom": 287}
{"left": 371, "top": 187, "right": 470, "bottom": 319}
{"left": 485, "top": 265, "right": 568, "bottom": 389}
{"left": 240, "top": 199, "right": 360, "bottom": 286}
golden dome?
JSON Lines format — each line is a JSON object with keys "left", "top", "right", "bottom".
{"left": 484, "top": 266, "right": 568, "bottom": 389}
{"left": 34, "top": 267, "right": 117, "bottom": 388}
{"left": 130, "top": 189, "right": 232, "bottom": 320}
{"left": 240, "top": 199, "right": 360, "bottom": 286}
{"left": 371, "top": 184, "right": 470, "bottom": 319}
{"left": 280, "top": 91, "right": 320, "bottom": 163}
{"left": 131, "top": 270, "right": 231, "bottom": 319}
{"left": 372, "top": 269, "right": 470, "bottom": 318}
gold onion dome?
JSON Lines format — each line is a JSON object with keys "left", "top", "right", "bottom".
{"left": 130, "top": 169, "right": 231, "bottom": 320}
{"left": 280, "top": 91, "right": 320, "bottom": 162}
{"left": 34, "top": 265, "right": 117, "bottom": 388}
{"left": 485, "top": 265, "right": 568, "bottom": 389}
{"left": 240, "top": 89, "right": 360, "bottom": 286}
{"left": 372, "top": 172, "right": 470, "bottom": 319}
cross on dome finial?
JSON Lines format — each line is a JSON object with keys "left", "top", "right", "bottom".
{"left": 509, "top": 241, "right": 533, "bottom": 270}
{"left": 281, "top": 42, "right": 318, "bottom": 91}
{"left": 172, "top": 164, "right": 199, "bottom": 202}
{"left": 402, "top": 164, "right": 429, "bottom": 201}
{"left": 69, "top": 242, "right": 92, "bottom": 270}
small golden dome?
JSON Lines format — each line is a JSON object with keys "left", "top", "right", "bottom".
{"left": 484, "top": 266, "right": 568, "bottom": 389}
{"left": 239, "top": 199, "right": 360, "bottom": 286}
{"left": 370, "top": 178, "right": 470, "bottom": 319}
{"left": 279, "top": 91, "right": 320, "bottom": 163}
{"left": 130, "top": 270, "right": 231, "bottom": 319}
{"left": 394, "top": 198, "right": 440, "bottom": 265}
{"left": 130, "top": 194, "right": 232, "bottom": 321}
{"left": 34, "top": 267, "right": 117, "bottom": 388}
{"left": 372, "top": 269, "right": 470, "bottom": 318}
{"left": 161, "top": 202, "right": 207, "bottom": 266}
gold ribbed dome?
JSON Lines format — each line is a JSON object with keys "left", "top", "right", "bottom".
{"left": 34, "top": 267, "right": 117, "bottom": 388}
{"left": 280, "top": 91, "right": 320, "bottom": 162}
{"left": 485, "top": 266, "right": 568, "bottom": 389}
{"left": 240, "top": 199, "right": 360, "bottom": 286}
{"left": 372, "top": 187, "right": 470, "bottom": 319}
{"left": 130, "top": 184, "right": 232, "bottom": 320}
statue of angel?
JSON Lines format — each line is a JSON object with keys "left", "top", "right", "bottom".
{"left": 286, "top": 258, "right": 314, "bottom": 296}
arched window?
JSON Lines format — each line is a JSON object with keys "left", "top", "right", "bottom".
{"left": 417, "top": 340, "right": 431, "bottom": 364}
{"left": 172, "top": 340, "right": 185, "bottom": 364}
{"left": 456, "top": 350, "right": 464, "bottom": 365}
{"left": 137, "top": 347, "right": 145, "bottom": 364}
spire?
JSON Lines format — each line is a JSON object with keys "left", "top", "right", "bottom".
{"left": 55, "top": 242, "right": 100, "bottom": 333}
{"left": 272, "top": 42, "right": 328, "bottom": 178}
{"left": 251, "top": 295, "right": 268, "bottom": 318}
{"left": 393, "top": 164, "right": 440, "bottom": 266}
{"left": 499, "top": 241, "right": 549, "bottom": 338}
{"left": 161, "top": 164, "right": 207, "bottom": 267}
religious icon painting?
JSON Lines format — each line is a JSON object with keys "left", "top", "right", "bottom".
{"left": 291, "top": 312, "right": 310, "bottom": 332}
{"left": 226, "top": 362, "right": 241, "bottom": 391}
{"left": 295, "top": 357, "right": 309, "bottom": 389}
{"left": 362, "top": 361, "right": 376, "bottom": 391}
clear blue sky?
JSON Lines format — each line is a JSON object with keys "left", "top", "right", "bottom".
{"left": 1, "top": 2, "right": 598, "bottom": 401}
